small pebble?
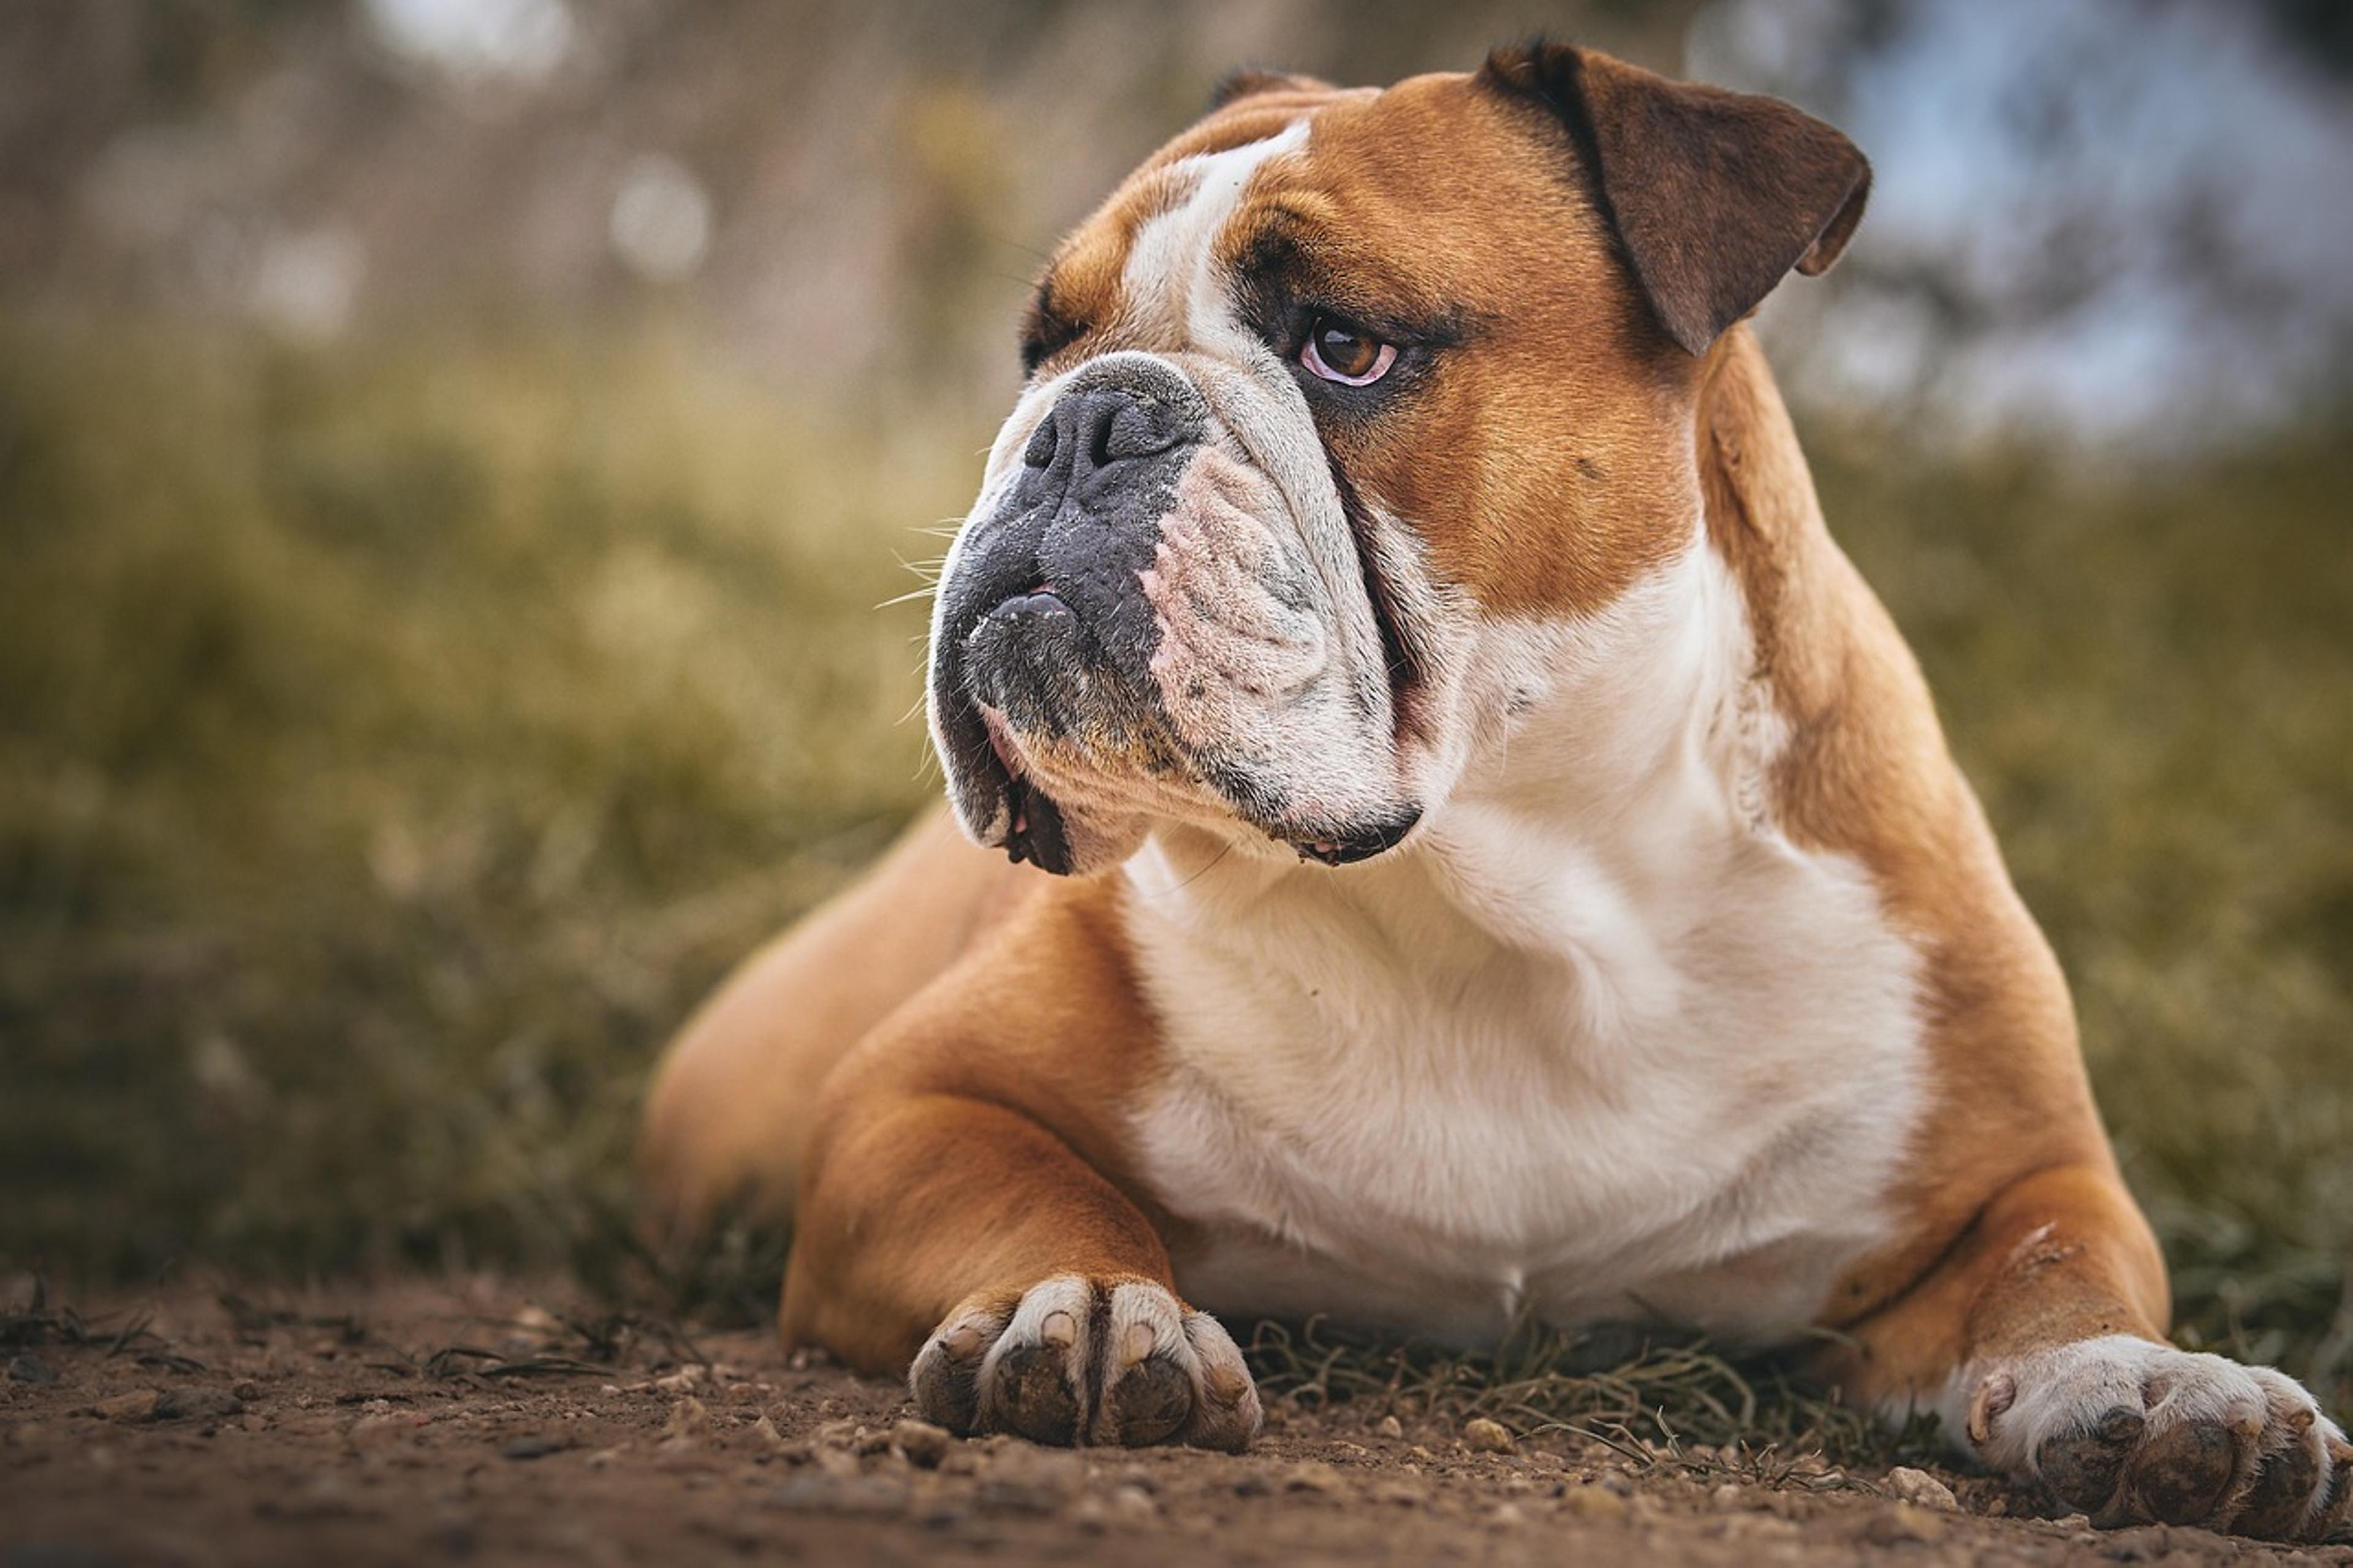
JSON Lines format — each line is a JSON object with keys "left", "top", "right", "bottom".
{"left": 1464, "top": 1417, "right": 1515, "bottom": 1454}
{"left": 1374, "top": 1414, "right": 1404, "bottom": 1439}
{"left": 892, "top": 1417, "right": 952, "bottom": 1469}
{"left": 94, "top": 1390, "right": 161, "bottom": 1422}
{"left": 154, "top": 1388, "right": 244, "bottom": 1422}
{"left": 662, "top": 1396, "right": 710, "bottom": 1444}
{"left": 1884, "top": 1465, "right": 1959, "bottom": 1510}
{"left": 1561, "top": 1484, "right": 1629, "bottom": 1523}
{"left": 7, "top": 1352, "right": 58, "bottom": 1385}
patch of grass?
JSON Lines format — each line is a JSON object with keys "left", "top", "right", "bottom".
{"left": 1246, "top": 1316, "right": 1947, "bottom": 1469}
{"left": 1, "top": 1274, "right": 203, "bottom": 1372}
{"left": 0, "top": 312, "right": 2345, "bottom": 1427}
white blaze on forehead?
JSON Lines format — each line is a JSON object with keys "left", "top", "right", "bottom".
{"left": 1121, "top": 119, "right": 1309, "bottom": 350}
{"left": 1113, "top": 114, "right": 1402, "bottom": 797}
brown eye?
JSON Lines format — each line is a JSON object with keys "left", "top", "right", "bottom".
{"left": 1301, "top": 317, "right": 1397, "bottom": 386}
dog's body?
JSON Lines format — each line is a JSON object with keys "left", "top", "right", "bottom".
{"left": 642, "top": 47, "right": 2351, "bottom": 1539}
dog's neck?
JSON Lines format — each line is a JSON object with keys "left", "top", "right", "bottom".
{"left": 1125, "top": 328, "right": 1824, "bottom": 968}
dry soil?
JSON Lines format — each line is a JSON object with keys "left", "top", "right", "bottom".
{"left": 4, "top": 1279, "right": 2348, "bottom": 1567}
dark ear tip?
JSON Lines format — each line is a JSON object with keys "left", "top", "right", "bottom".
{"left": 1207, "top": 65, "right": 1330, "bottom": 112}
{"left": 1795, "top": 157, "right": 1873, "bottom": 276}
{"left": 1476, "top": 37, "right": 1577, "bottom": 94}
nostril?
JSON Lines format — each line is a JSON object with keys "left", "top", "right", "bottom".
{"left": 1100, "top": 400, "right": 1175, "bottom": 464}
{"left": 1086, "top": 404, "right": 1121, "bottom": 471}
{"left": 1023, "top": 417, "right": 1058, "bottom": 469}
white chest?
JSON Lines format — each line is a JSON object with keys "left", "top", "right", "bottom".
{"left": 1123, "top": 799, "right": 1925, "bottom": 1348}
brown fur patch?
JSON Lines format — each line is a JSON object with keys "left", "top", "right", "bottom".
{"left": 1223, "top": 73, "right": 1694, "bottom": 617}
{"left": 1691, "top": 329, "right": 2169, "bottom": 1396}
{"left": 779, "top": 875, "right": 1180, "bottom": 1374}
{"left": 638, "top": 808, "right": 1035, "bottom": 1235}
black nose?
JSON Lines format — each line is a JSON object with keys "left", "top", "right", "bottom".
{"left": 1021, "top": 385, "right": 1188, "bottom": 502}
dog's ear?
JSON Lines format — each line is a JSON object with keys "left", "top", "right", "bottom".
{"left": 1480, "top": 42, "right": 1870, "bottom": 357}
{"left": 1208, "top": 66, "right": 1334, "bottom": 112}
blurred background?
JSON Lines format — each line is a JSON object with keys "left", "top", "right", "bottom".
{"left": 1, "top": 0, "right": 2347, "bottom": 1403}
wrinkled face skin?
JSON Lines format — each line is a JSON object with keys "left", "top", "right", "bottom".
{"left": 928, "top": 71, "right": 1705, "bottom": 876}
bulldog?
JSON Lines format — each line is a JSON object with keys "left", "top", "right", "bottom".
{"left": 640, "top": 44, "right": 2351, "bottom": 1539}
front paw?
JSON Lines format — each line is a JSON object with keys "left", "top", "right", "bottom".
{"left": 906, "top": 1274, "right": 1262, "bottom": 1451}
{"left": 1963, "top": 1335, "right": 2352, "bottom": 1540}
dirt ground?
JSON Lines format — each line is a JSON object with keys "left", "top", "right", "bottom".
{"left": 3, "top": 1279, "right": 2348, "bottom": 1568}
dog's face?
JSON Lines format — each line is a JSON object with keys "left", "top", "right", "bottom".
{"left": 928, "top": 46, "right": 1868, "bottom": 874}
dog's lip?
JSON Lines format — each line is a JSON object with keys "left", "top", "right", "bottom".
{"left": 974, "top": 705, "right": 1072, "bottom": 873}
{"left": 1287, "top": 806, "right": 1423, "bottom": 866}
{"left": 987, "top": 584, "right": 1071, "bottom": 622}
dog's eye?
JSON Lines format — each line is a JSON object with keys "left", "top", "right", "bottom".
{"left": 1300, "top": 317, "right": 1397, "bottom": 386}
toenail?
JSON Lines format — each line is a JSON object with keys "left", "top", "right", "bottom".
{"left": 1968, "top": 1373, "right": 2017, "bottom": 1447}
{"left": 944, "top": 1325, "right": 982, "bottom": 1357}
{"left": 1041, "top": 1310, "right": 1077, "bottom": 1348}
{"left": 1121, "top": 1322, "right": 1156, "bottom": 1366}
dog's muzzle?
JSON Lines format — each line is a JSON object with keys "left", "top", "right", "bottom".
{"left": 931, "top": 358, "right": 1210, "bottom": 873}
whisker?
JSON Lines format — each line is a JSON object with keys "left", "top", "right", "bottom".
{"left": 1139, "top": 836, "right": 1238, "bottom": 897}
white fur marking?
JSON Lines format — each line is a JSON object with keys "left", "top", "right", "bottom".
{"left": 1125, "top": 539, "right": 1925, "bottom": 1345}
{"left": 1121, "top": 121, "right": 1309, "bottom": 357}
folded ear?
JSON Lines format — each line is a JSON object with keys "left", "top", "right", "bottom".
{"left": 1208, "top": 65, "right": 1336, "bottom": 112}
{"left": 1480, "top": 42, "right": 1870, "bottom": 357}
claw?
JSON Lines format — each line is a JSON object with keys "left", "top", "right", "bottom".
{"left": 1968, "top": 1371, "right": 2017, "bottom": 1447}
{"left": 909, "top": 1276, "right": 1260, "bottom": 1452}
{"left": 1120, "top": 1320, "right": 1156, "bottom": 1367}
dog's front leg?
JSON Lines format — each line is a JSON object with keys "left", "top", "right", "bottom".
{"left": 783, "top": 1089, "right": 1260, "bottom": 1451}
{"left": 1837, "top": 1165, "right": 2350, "bottom": 1540}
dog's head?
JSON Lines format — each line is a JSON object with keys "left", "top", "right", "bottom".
{"left": 927, "top": 44, "right": 1868, "bottom": 875}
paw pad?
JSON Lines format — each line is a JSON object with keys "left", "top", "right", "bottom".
{"left": 1966, "top": 1337, "right": 2350, "bottom": 1542}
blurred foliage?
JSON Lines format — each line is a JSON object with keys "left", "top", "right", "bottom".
{"left": 0, "top": 311, "right": 2347, "bottom": 1417}
{"left": 0, "top": 312, "right": 942, "bottom": 1286}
